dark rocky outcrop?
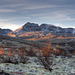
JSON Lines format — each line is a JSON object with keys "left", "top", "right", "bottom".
{"left": 22, "top": 22, "right": 41, "bottom": 31}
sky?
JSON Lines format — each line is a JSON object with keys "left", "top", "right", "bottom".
{"left": 0, "top": 0, "right": 75, "bottom": 30}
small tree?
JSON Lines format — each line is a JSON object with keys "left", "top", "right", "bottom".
{"left": 38, "top": 41, "right": 54, "bottom": 72}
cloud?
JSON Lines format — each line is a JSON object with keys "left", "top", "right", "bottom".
{"left": 55, "top": 23, "right": 75, "bottom": 28}
{"left": 0, "top": 0, "right": 75, "bottom": 29}
{"left": 22, "top": 4, "right": 58, "bottom": 10}
{"left": 0, "top": 19, "right": 8, "bottom": 21}
{"left": 50, "top": 13, "right": 75, "bottom": 21}
{"left": 0, "top": 9, "right": 16, "bottom": 13}
{"left": 40, "top": 14, "right": 75, "bottom": 21}
{"left": 0, "top": 3, "right": 24, "bottom": 8}
{"left": 0, "top": 1, "right": 59, "bottom": 13}
{"left": 0, "top": 0, "right": 60, "bottom": 10}
{"left": 4, "top": 17, "right": 31, "bottom": 21}
{"left": 0, "top": 22, "right": 21, "bottom": 30}
{"left": 0, "top": 0, "right": 73, "bottom": 12}
{"left": 31, "top": 9, "right": 75, "bottom": 21}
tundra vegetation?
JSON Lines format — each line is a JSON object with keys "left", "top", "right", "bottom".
{"left": 0, "top": 40, "right": 74, "bottom": 72}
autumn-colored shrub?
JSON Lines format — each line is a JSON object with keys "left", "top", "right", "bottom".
{"left": 7, "top": 48, "right": 12, "bottom": 56}
{"left": 53, "top": 49, "right": 60, "bottom": 55}
{"left": 0, "top": 46, "right": 28, "bottom": 63}
{"left": 0, "top": 46, "right": 3, "bottom": 54}
{"left": 38, "top": 41, "right": 54, "bottom": 72}
{"left": 53, "top": 45, "right": 60, "bottom": 55}
{"left": 40, "top": 41, "right": 52, "bottom": 57}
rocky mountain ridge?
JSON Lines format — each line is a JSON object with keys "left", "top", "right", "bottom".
{"left": 20, "top": 22, "right": 75, "bottom": 34}
{"left": 7, "top": 22, "right": 75, "bottom": 40}
{"left": 0, "top": 28, "right": 12, "bottom": 36}
{"left": 10, "top": 22, "right": 75, "bottom": 34}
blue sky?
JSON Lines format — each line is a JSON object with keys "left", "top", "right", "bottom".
{"left": 0, "top": 0, "right": 75, "bottom": 30}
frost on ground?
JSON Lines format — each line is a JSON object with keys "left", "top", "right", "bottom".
{"left": 0, "top": 56, "right": 75, "bottom": 75}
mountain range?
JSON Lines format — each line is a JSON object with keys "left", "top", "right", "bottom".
{"left": 0, "top": 22, "right": 75, "bottom": 40}
{"left": 7, "top": 22, "right": 75, "bottom": 40}
{"left": 0, "top": 22, "right": 75, "bottom": 52}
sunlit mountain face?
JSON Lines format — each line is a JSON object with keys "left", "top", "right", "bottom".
{"left": 7, "top": 22, "right": 75, "bottom": 41}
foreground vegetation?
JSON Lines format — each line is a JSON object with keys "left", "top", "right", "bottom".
{"left": 0, "top": 41, "right": 74, "bottom": 71}
{"left": 0, "top": 35, "right": 75, "bottom": 74}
